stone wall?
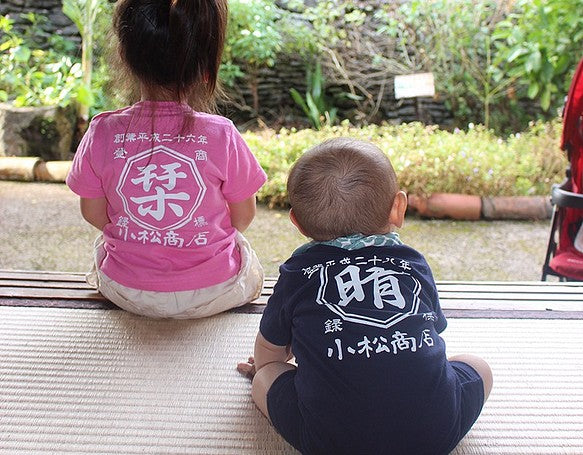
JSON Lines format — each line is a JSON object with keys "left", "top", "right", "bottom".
{"left": 2, "top": 0, "right": 454, "bottom": 128}
{"left": 224, "top": 64, "right": 453, "bottom": 128}
{"left": 0, "top": 0, "right": 79, "bottom": 44}
{"left": 0, "top": 103, "right": 77, "bottom": 159}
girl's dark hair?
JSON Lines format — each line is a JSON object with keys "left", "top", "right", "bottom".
{"left": 113, "top": 0, "right": 227, "bottom": 110}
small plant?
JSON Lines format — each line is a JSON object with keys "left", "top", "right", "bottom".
{"left": 0, "top": 14, "right": 83, "bottom": 107}
{"left": 62, "top": 0, "right": 110, "bottom": 121}
{"left": 290, "top": 63, "right": 338, "bottom": 129}
{"left": 222, "top": 0, "right": 285, "bottom": 112}
{"left": 221, "top": 0, "right": 313, "bottom": 114}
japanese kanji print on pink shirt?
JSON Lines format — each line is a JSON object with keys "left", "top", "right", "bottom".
{"left": 116, "top": 145, "right": 207, "bottom": 246}
{"left": 66, "top": 102, "right": 267, "bottom": 292}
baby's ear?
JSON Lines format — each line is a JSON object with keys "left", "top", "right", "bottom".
{"left": 289, "top": 208, "right": 309, "bottom": 237}
{"left": 389, "top": 191, "right": 407, "bottom": 229}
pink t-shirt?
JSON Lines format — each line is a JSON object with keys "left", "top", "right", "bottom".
{"left": 67, "top": 101, "right": 267, "bottom": 291}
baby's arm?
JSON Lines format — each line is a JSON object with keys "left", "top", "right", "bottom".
{"left": 227, "top": 196, "right": 257, "bottom": 232}
{"left": 237, "top": 332, "right": 292, "bottom": 377}
{"left": 254, "top": 332, "right": 292, "bottom": 371}
{"left": 238, "top": 333, "right": 294, "bottom": 420}
{"left": 80, "top": 197, "right": 109, "bottom": 231}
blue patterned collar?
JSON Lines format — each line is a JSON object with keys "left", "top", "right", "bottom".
{"left": 292, "top": 232, "right": 402, "bottom": 256}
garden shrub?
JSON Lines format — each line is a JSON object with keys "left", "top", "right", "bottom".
{"left": 220, "top": 0, "right": 582, "bottom": 134}
{"left": 222, "top": 0, "right": 284, "bottom": 87}
{"left": 0, "top": 14, "right": 83, "bottom": 107}
{"left": 375, "top": 0, "right": 575, "bottom": 133}
{"left": 0, "top": 10, "right": 114, "bottom": 117}
{"left": 378, "top": 0, "right": 509, "bottom": 130}
{"left": 220, "top": 0, "right": 313, "bottom": 113}
{"left": 244, "top": 120, "right": 566, "bottom": 207}
{"left": 492, "top": 0, "right": 583, "bottom": 113}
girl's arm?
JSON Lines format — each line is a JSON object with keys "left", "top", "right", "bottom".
{"left": 227, "top": 196, "right": 257, "bottom": 232}
{"left": 80, "top": 197, "right": 109, "bottom": 231}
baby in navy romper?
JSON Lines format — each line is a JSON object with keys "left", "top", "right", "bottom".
{"left": 238, "top": 137, "right": 493, "bottom": 454}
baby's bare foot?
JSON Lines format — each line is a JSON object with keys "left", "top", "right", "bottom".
{"left": 237, "top": 356, "right": 256, "bottom": 379}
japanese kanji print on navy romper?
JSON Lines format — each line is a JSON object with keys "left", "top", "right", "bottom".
{"left": 260, "top": 238, "right": 485, "bottom": 455}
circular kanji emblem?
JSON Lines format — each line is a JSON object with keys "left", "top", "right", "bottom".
{"left": 116, "top": 145, "right": 206, "bottom": 231}
{"left": 316, "top": 263, "right": 421, "bottom": 329}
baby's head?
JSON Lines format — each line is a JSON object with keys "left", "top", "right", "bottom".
{"left": 287, "top": 138, "right": 407, "bottom": 242}
{"left": 113, "top": 0, "right": 228, "bottom": 108}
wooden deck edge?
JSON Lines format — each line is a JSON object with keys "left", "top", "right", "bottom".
{"left": 2, "top": 298, "right": 582, "bottom": 320}
{"left": 2, "top": 270, "right": 582, "bottom": 320}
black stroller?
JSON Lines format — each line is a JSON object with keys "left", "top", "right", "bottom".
{"left": 541, "top": 58, "right": 583, "bottom": 281}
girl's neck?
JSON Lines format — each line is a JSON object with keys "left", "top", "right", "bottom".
{"left": 140, "top": 84, "right": 184, "bottom": 103}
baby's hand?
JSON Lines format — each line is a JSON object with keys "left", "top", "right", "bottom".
{"left": 237, "top": 356, "right": 256, "bottom": 380}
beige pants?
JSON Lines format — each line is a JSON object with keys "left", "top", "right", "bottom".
{"left": 87, "top": 233, "right": 264, "bottom": 319}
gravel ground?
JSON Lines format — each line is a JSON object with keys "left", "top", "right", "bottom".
{"left": 0, "top": 181, "right": 553, "bottom": 281}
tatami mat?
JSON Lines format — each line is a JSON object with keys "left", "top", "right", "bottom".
{"left": 1, "top": 307, "right": 583, "bottom": 454}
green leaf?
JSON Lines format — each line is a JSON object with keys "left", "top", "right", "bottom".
{"left": 306, "top": 93, "right": 322, "bottom": 129}
{"left": 0, "top": 15, "right": 14, "bottom": 33}
{"left": 540, "top": 59, "right": 554, "bottom": 82}
{"left": 289, "top": 88, "right": 310, "bottom": 116}
{"left": 13, "top": 95, "right": 27, "bottom": 107}
{"left": 527, "top": 82, "right": 539, "bottom": 98}
{"left": 540, "top": 88, "right": 551, "bottom": 111}
{"left": 555, "top": 55, "right": 570, "bottom": 74}
{"left": 327, "top": 107, "right": 338, "bottom": 125}
{"left": 525, "top": 51, "right": 541, "bottom": 73}
{"left": 76, "top": 83, "right": 94, "bottom": 107}
{"left": 507, "top": 47, "right": 526, "bottom": 63}
{"left": 13, "top": 46, "right": 31, "bottom": 63}
{"left": 311, "top": 63, "right": 322, "bottom": 100}
{"left": 507, "top": 66, "right": 525, "bottom": 78}
{"left": 0, "top": 41, "right": 13, "bottom": 52}
{"left": 62, "top": 0, "right": 84, "bottom": 35}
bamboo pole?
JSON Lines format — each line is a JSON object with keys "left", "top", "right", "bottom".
{"left": 0, "top": 157, "right": 42, "bottom": 181}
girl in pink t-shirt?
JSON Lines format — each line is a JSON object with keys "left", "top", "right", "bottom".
{"left": 67, "top": 0, "right": 266, "bottom": 318}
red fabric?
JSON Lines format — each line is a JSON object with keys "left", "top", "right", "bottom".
{"left": 555, "top": 57, "right": 583, "bottom": 266}
{"left": 561, "top": 57, "right": 583, "bottom": 158}
{"left": 549, "top": 247, "right": 583, "bottom": 281}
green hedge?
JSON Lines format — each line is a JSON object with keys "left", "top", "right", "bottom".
{"left": 244, "top": 120, "right": 567, "bottom": 208}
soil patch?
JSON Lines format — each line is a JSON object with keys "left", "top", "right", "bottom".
{"left": 0, "top": 181, "right": 552, "bottom": 280}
